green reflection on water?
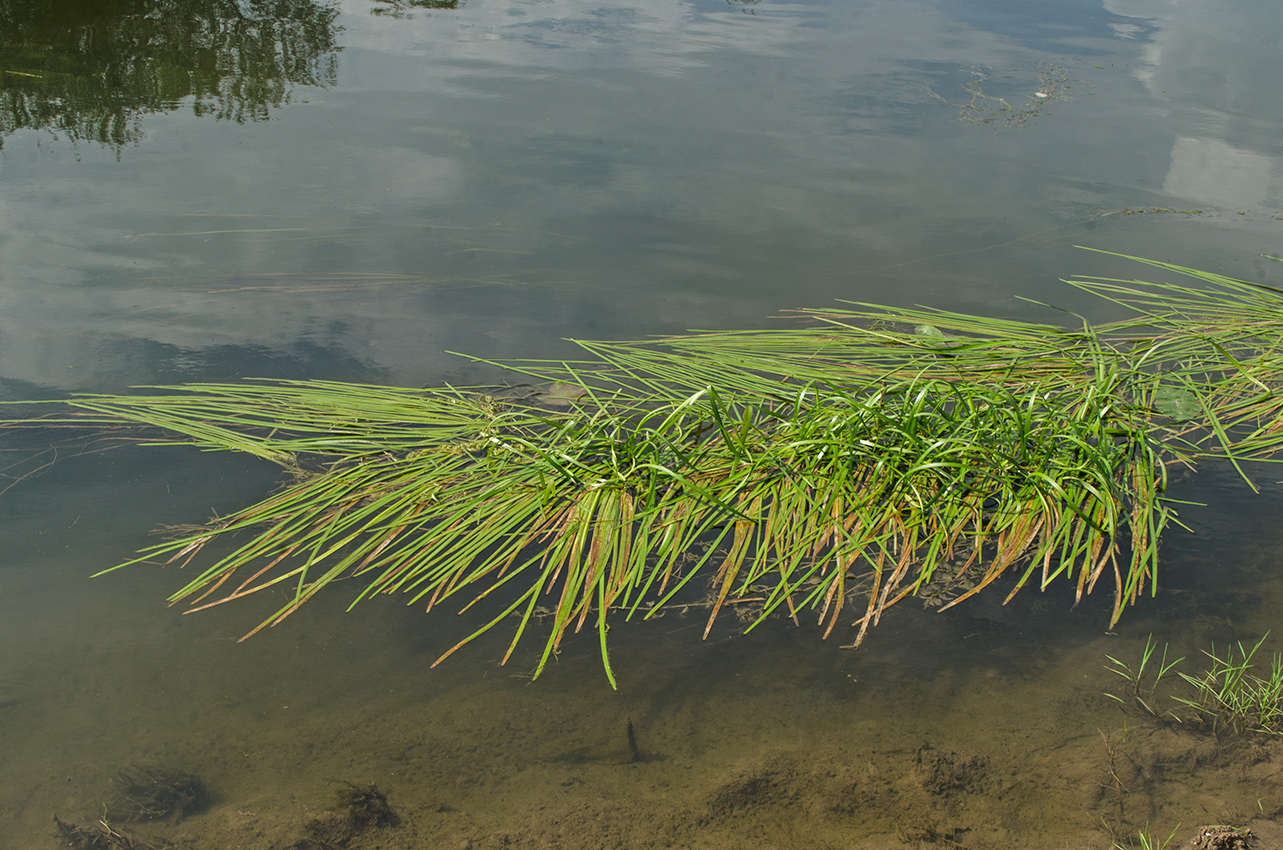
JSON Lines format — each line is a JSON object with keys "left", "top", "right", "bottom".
{"left": 0, "top": 0, "right": 340, "bottom": 149}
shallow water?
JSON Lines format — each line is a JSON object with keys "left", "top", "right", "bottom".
{"left": 3, "top": 0, "right": 1283, "bottom": 847}
{"left": 5, "top": 450, "right": 1283, "bottom": 849}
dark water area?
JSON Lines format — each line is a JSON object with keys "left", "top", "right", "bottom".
{"left": 3, "top": 0, "right": 1283, "bottom": 847}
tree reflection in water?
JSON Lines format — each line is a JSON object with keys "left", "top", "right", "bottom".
{"left": 0, "top": 0, "right": 341, "bottom": 149}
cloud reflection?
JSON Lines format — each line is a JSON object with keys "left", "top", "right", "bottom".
{"left": 1104, "top": 0, "right": 1282, "bottom": 208}
{"left": 337, "top": 0, "right": 815, "bottom": 85}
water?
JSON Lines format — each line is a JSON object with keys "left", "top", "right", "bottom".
{"left": 3, "top": 0, "right": 1283, "bottom": 847}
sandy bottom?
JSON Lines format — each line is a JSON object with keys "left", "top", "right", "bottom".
{"left": 3, "top": 453, "right": 1283, "bottom": 850}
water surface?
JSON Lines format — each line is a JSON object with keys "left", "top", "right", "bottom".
{"left": 3, "top": 0, "right": 1283, "bottom": 847}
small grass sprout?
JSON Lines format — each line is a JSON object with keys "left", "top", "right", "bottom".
{"left": 1111, "top": 821, "right": 1180, "bottom": 850}
{"left": 1105, "top": 634, "right": 1184, "bottom": 718}
{"left": 1174, "top": 632, "right": 1283, "bottom": 736}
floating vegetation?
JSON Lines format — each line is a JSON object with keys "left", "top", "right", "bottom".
{"left": 9, "top": 252, "right": 1283, "bottom": 686}
{"left": 929, "top": 62, "right": 1075, "bottom": 127}
{"left": 107, "top": 763, "right": 209, "bottom": 823}
{"left": 1106, "top": 208, "right": 1206, "bottom": 217}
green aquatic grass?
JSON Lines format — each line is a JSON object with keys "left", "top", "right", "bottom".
{"left": 1174, "top": 633, "right": 1283, "bottom": 736}
{"left": 1111, "top": 822, "right": 1180, "bottom": 850}
{"left": 8, "top": 252, "right": 1283, "bottom": 685}
{"left": 1104, "top": 635, "right": 1184, "bottom": 718}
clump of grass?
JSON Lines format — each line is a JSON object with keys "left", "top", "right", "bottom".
{"left": 8, "top": 251, "right": 1283, "bottom": 685}
{"left": 1103, "top": 633, "right": 1283, "bottom": 739}
{"left": 1174, "top": 633, "right": 1283, "bottom": 736}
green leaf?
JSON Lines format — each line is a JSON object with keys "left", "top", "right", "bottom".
{"left": 1153, "top": 386, "right": 1200, "bottom": 422}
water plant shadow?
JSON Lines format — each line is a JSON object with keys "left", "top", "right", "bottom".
{"left": 107, "top": 763, "right": 209, "bottom": 824}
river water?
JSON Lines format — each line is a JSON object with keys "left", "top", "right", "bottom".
{"left": 3, "top": 1, "right": 1283, "bottom": 847}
